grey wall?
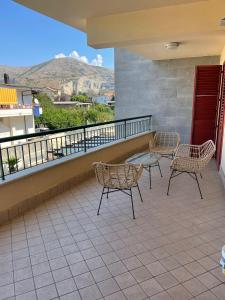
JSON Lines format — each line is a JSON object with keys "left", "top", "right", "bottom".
{"left": 115, "top": 49, "right": 219, "bottom": 143}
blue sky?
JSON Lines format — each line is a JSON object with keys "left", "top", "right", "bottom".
{"left": 0, "top": 0, "right": 114, "bottom": 69}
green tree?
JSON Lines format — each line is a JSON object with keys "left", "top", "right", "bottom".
{"left": 71, "top": 94, "right": 89, "bottom": 103}
{"left": 35, "top": 93, "right": 114, "bottom": 130}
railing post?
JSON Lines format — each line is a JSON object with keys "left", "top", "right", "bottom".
{"left": 124, "top": 120, "right": 127, "bottom": 139}
{"left": 83, "top": 127, "right": 87, "bottom": 152}
{"left": 149, "top": 115, "right": 152, "bottom": 131}
{"left": 0, "top": 145, "right": 5, "bottom": 181}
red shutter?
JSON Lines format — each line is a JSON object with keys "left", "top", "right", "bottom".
{"left": 216, "top": 64, "right": 225, "bottom": 167}
{"left": 191, "top": 65, "right": 222, "bottom": 145}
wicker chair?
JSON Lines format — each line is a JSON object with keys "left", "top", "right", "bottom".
{"left": 149, "top": 131, "right": 180, "bottom": 159}
{"left": 167, "top": 140, "right": 216, "bottom": 199}
{"left": 93, "top": 162, "right": 144, "bottom": 219}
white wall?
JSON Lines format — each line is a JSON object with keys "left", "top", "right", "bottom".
{"left": 16, "top": 90, "right": 33, "bottom": 106}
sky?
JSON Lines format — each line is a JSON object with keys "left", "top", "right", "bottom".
{"left": 0, "top": 0, "right": 114, "bottom": 69}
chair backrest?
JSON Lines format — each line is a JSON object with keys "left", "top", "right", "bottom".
{"left": 154, "top": 132, "right": 180, "bottom": 148}
{"left": 93, "top": 162, "right": 143, "bottom": 189}
{"left": 199, "top": 140, "right": 216, "bottom": 168}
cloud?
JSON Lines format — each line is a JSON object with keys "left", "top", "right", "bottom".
{"left": 91, "top": 54, "right": 103, "bottom": 67}
{"left": 79, "top": 56, "right": 89, "bottom": 64}
{"left": 69, "top": 50, "right": 80, "bottom": 60}
{"left": 54, "top": 53, "right": 66, "bottom": 59}
{"left": 54, "top": 51, "right": 103, "bottom": 67}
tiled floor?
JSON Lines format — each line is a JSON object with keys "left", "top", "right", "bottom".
{"left": 0, "top": 158, "right": 225, "bottom": 300}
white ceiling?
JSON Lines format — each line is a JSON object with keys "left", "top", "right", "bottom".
{"left": 15, "top": 0, "right": 225, "bottom": 60}
{"left": 15, "top": 0, "right": 208, "bottom": 31}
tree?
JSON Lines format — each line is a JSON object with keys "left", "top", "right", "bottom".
{"left": 71, "top": 94, "right": 89, "bottom": 103}
{"left": 34, "top": 93, "right": 114, "bottom": 130}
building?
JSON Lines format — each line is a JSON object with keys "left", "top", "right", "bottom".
{"left": 1, "top": 2, "right": 225, "bottom": 297}
{"left": 0, "top": 84, "right": 37, "bottom": 144}
{"left": 93, "top": 93, "right": 115, "bottom": 106}
{"left": 7, "top": 0, "right": 225, "bottom": 195}
{"left": 93, "top": 95, "right": 110, "bottom": 105}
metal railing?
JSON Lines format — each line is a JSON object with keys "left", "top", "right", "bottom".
{"left": 0, "top": 115, "right": 152, "bottom": 180}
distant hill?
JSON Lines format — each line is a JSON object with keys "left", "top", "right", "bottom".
{"left": 0, "top": 58, "right": 114, "bottom": 96}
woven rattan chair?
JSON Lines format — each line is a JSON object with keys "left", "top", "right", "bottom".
{"left": 93, "top": 162, "right": 144, "bottom": 219}
{"left": 149, "top": 131, "right": 180, "bottom": 159}
{"left": 167, "top": 140, "right": 216, "bottom": 199}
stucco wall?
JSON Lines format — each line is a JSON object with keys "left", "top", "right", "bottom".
{"left": 115, "top": 49, "right": 219, "bottom": 142}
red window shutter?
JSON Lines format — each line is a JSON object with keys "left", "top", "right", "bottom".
{"left": 191, "top": 65, "right": 222, "bottom": 145}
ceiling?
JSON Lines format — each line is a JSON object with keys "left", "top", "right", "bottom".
{"left": 15, "top": 0, "right": 225, "bottom": 60}
{"left": 15, "top": 0, "right": 206, "bottom": 31}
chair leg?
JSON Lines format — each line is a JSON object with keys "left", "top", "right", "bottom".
{"left": 97, "top": 187, "right": 105, "bottom": 215}
{"left": 194, "top": 173, "right": 203, "bottom": 199}
{"left": 107, "top": 187, "right": 109, "bottom": 199}
{"left": 167, "top": 169, "right": 174, "bottom": 196}
{"left": 130, "top": 188, "right": 135, "bottom": 219}
{"left": 137, "top": 184, "right": 143, "bottom": 202}
{"left": 158, "top": 161, "right": 163, "bottom": 177}
{"left": 149, "top": 166, "right": 152, "bottom": 189}
{"left": 200, "top": 173, "right": 203, "bottom": 179}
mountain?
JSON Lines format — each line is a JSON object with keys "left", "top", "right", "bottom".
{"left": 0, "top": 58, "right": 114, "bottom": 96}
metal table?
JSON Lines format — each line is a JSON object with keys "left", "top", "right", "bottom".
{"left": 126, "top": 152, "right": 162, "bottom": 189}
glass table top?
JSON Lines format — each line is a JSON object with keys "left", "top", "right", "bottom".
{"left": 126, "top": 152, "right": 161, "bottom": 166}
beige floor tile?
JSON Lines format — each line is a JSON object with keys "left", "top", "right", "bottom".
{"left": 104, "top": 291, "right": 127, "bottom": 300}
{"left": 123, "top": 284, "right": 147, "bottom": 300}
{"left": 155, "top": 272, "right": 178, "bottom": 290}
{"left": 211, "top": 283, "right": 225, "bottom": 300}
{"left": 197, "top": 272, "right": 221, "bottom": 289}
{"left": 140, "top": 278, "right": 163, "bottom": 297}
{"left": 195, "top": 290, "right": 219, "bottom": 300}
{"left": 146, "top": 261, "right": 167, "bottom": 277}
{"left": 115, "top": 272, "right": 137, "bottom": 289}
{"left": 91, "top": 266, "right": 112, "bottom": 283}
{"left": 97, "top": 278, "right": 120, "bottom": 297}
{"left": 79, "top": 284, "right": 102, "bottom": 300}
{"left": 130, "top": 266, "right": 152, "bottom": 283}
{"left": 167, "top": 284, "right": 192, "bottom": 300}
{"left": 183, "top": 278, "right": 208, "bottom": 296}
{"left": 184, "top": 262, "right": 206, "bottom": 276}
{"left": 170, "top": 267, "right": 193, "bottom": 283}
{"left": 1, "top": 159, "right": 224, "bottom": 300}
{"left": 107, "top": 261, "right": 128, "bottom": 276}
{"left": 150, "top": 291, "right": 172, "bottom": 300}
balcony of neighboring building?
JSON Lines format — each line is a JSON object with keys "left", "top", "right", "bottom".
{"left": 0, "top": 104, "right": 33, "bottom": 118}
{"left": 0, "top": 84, "right": 36, "bottom": 118}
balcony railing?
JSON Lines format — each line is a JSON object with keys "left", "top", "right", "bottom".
{"left": 0, "top": 115, "right": 152, "bottom": 180}
{"left": 0, "top": 104, "right": 33, "bottom": 109}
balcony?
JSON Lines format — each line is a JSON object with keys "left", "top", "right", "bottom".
{"left": 0, "top": 105, "right": 33, "bottom": 118}
{"left": 1, "top": 115, "right": 225, "bottom": 299}
{"left": 0, "top": 146, "right": 224, "bottom": 299}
